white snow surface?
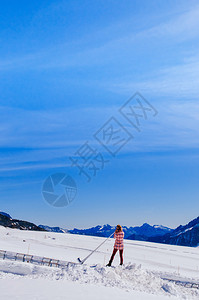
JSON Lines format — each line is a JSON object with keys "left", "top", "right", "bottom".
{"left": 0, "top": 226, "right": 199, "bottom": 299}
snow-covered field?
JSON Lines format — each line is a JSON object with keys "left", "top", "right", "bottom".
{"left": 0, "top": 226, "right": 199, "bottom": 299}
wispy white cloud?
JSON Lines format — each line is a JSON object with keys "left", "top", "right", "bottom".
{"left": 0, "top": 162, "right": 69, "bottom": 172}
{"left": 124, "top": 100, "right": 199, "bottom": 152}
{"left": 1, "top": 3, "right": 199, "bottom": 71}
{"left": 1, "top": 2, "right": 199, "bottom": 174}
{"left": 114, "top": 52, "right": 199, "bottom": 97}
{"left": 1, "top": 98, "right": 199, "bottom": 171}
{"left": 0, "top": 105, "right": 114, "bottom": 170}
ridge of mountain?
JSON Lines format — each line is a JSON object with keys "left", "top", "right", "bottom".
{"left": 0, "top": 213, "right": 46, "bottom": 231}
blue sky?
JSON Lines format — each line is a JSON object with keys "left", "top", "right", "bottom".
{"left": 1, "top": 0, "right": 199, "bottom": 229}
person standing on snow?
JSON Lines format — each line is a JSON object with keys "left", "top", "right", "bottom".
{"left": 106, "top": 224, "right": 124, "bottom": 266}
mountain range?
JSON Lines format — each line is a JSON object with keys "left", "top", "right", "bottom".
{"left": 149, "top": 216, "right": 199, "bottom": 247}
{"left": 1, "top": 211, "right": 199, "bottom": 247}
{"left": 62, "top": 223, "right": 172, "bottom": 240}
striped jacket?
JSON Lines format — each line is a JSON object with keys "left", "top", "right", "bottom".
{"left": 114, "top": 231, "right": 124, "bottom": 250}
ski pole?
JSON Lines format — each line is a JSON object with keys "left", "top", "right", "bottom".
{"left": 78, "top": 232, "right": 114, "bottom": 264}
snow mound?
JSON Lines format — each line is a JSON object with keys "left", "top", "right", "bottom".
{"left": 0, "top": 260, "right": 198, "bottom": 299}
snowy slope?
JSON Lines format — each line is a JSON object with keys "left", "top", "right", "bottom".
{"left": 0, "top": 226, "right": 199, "bottom": 299}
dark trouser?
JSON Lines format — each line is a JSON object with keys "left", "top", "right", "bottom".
{"left": 109, "top": 248, "right": 123, "bottom": 265}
